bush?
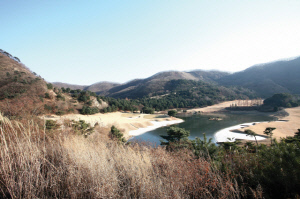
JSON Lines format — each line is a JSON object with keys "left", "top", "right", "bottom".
{"left": 81, "top": 106, "right": 99, "bottom": 115}
{"left": 141, "top": 107, "right": 154, "bottom": 114}
{"left": 110, "top": 125, "right": 126, "bottom": 143}
{"left": 168, "top": 110, "right": 177, "bottom": 117}
{"left": 46, "top": 83, "right": 53, "bottom": 90}
{"left": 56, "top": 93, "right": 65, "bottom": 101}
{"left": 44, "top": 104, "right": 52, "bottom": 111}
{"left": 45, "top": 120, "right": 57, "bottom": 130}
{"left": 45, "top": 93, "right": 50, "bottom": 99}
{"left": 55, "top": 110, "right": 65, "bottom": 116}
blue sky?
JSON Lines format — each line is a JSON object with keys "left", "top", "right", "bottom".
{"left": 1, "top": 1, "right": 300, "bottom": 85}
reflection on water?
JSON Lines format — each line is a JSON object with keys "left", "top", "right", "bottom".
{"left": 129, "top": 112, "right": 275, "bottom": 145}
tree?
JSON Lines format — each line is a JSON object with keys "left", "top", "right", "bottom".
{"left": 192, "top": 133, "right": 218, "bottom": 160}
{"left": 264, "top": 127, "right": 276, "bottom": 145}
{"left": 168, "top": 110, "right": 177, "bottom": 117}
{"left": 160, "top": 127, "right": 191, "bottom": 150}
{"left": 245, "top": 129, "right": 258, "bottom": 146}
{"left": 141, "top": 107, "right": 154, "bottom": 114}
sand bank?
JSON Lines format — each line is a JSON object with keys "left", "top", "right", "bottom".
{"left": 214, "top": 122, "right": 268, "bottom": 143}
{"left": 42, "top": 112, "right": 183, "bottom": 139}
{"left": 241, "top": 107, "right": 300, "bottom": 140}
{"left": 129, "top": 120, "right": 183, "bottom": 136}
{"left": 187, "top": 100, "right": 262, "bottom": 113}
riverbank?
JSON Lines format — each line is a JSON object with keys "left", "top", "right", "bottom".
{"left": 214, "top": 122, "right": 268, "bottom": 143}
{"left": 186, "top": 100, "right": 300, "bottom": 142}
{"left": 186, "top": 100, "right": 263, "bottom": 113}
{"left": 42, "top": 112, "right": 183, "bottom": 139}
{"left": 240, "top": 107, "right": 300, "bottom": 140}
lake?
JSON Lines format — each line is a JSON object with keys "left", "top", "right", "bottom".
{"left": 129, "top": 112, "right": 275, "bottom": 145}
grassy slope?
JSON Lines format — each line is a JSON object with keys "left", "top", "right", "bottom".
{"left": 0, "top": 113, "right": 258, "bottom": 198}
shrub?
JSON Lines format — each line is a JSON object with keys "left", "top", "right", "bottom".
{"left": 45, "top": 93, "right": 50, "bottom": 99}
{"left": 46, "top": 83, "right": 53, "bottom": 90}
{"left": 45, "top": 120, "right": 57, "bottom": 130}
{"left": 168, "top": 110, "right": 177, "bottom": 117}
{"left": 110, "top": 125, "right": 126, "bottom": 143}
{"left": 44, "top": 104, "right": 52, "bottom": 111}
{"left": 141, "top": 107, "right": 154, "bottom": 114}
{"left": 81, "top": 106, "right": 99, "bottom": 115}
{"left": 55, "top": 110, "right": 65, "bottom": 116}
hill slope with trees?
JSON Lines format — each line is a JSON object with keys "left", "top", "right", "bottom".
{"left": 217, "top": 57, "right": 300, "bottom": 97}
{"left": 0, "top": 50, "right": 48, "bottom": 116}
{"left": 53, "top": 56, "right": 300, "bottom": 99}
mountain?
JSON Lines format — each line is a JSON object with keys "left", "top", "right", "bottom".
{"left": 0, "top": 49, "right": 48, "bottom": 116}
{"left": 53, "top": 70, "right": 229, "bottom": 99}
{"left": 53, "top": 81, "right": 120, "bottom": 95}
{"left": 99, "top": 70, "right": 229, "bottom": 99}
{"left": 52, "top": 82, "right": 87, "bottom": 90}
{"left": 52, "top": 57, "right": 300, "bottom": 99}
{"left": 85, "top": 81, "right": 120, "bottom": 94}
{"left": 217, "top": 57, "right": 300, "bottom": 97}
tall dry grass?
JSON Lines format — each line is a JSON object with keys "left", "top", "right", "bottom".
{"left": 0, "top": 113, "right": 262, "bottom": 198}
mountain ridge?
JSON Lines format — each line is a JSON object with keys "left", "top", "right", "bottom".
{"left": 52, "top": 56, "right": 300, "bottom": 99}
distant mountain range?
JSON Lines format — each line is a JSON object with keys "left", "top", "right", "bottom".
{"left": 217, "top": 57, "right": 300, "bottom": 97}
{"left": 53, "top": 57, "right": 300, "bottom": 99}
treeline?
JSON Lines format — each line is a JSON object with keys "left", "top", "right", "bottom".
{"left": 56, "top": 79, "right": 257, "bottom": 115}
{"left": 140, "top": 79, "right": 256, "bottom": 111}
{"left": 263, "top": 93, "right": 300, "bottom": 108}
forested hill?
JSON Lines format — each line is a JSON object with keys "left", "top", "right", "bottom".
{"left": 137, "top": 79, "right": 256, "bottom": 110}
{"left": 217, "top": 57, "right": 300, "bottom": 98}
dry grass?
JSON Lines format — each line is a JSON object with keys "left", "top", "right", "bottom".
{"left": 0, "top": 113, "right": 262, "bottom": 198}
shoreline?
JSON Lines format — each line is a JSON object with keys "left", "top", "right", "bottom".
{"left": 42, "top": 101, "right": 299, "bottom": 142}
{"left": 128, "top": 119, "right": 184, "bottom": 136}
{"left": 214, "top": 122, "right": 269, "bottom": 143}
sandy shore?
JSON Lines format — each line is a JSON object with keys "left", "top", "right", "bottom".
{"left": 42, "top": 101, "right": 299, "bottom": 141}
{"left": 214, "top": 122, "right": 268, "bottom": 143}
{"left": 240, "top": 107, "right": 300, "bottom": 140}
{"left": 42, "top": 112, "right": 183, "bottom": 139}
{"left": 188, "top": 100, "right": 300, "bottom": 141}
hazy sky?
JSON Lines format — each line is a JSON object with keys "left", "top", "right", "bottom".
{"left": 1, "top": 1, "right": 300, "bottom": 85}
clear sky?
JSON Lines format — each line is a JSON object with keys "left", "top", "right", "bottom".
{"left": 1, "top": 1, "right": 300, "bottom": 85}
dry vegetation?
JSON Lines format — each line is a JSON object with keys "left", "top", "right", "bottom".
{"left": 0, "top": 113, "right": 262, "bottom": 198}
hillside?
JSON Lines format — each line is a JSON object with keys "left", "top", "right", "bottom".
{"left": 0, "top": 50, "right": 48, "bottom": 116}
{"left": 217, "top": 57, "right": 300, "bottom": 97}
{"left": 85, "top": 81, "right": 120, "bottom": 94}
{"left": 52, "top": 82, "right": 87, "bottom": 90}
{"left": 102, "top": 70, "right": 230, "bottom": 99}
{"left": 53, "top": 81, "right": 120, "bottom": 95}
{"left": 52, "top": 57, "right": 300, "bottom": 99}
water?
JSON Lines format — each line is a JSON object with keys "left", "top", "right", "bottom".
{"left": 129, "top": 112, "right": 275, "bottom": 145}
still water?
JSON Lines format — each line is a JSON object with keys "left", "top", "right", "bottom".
{"left": 129, "top": 112, "right": 275, "bottom": 145}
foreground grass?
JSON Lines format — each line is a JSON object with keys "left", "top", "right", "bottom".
{"left": 0, "top": 113, "right": 260, "bottom": 198}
